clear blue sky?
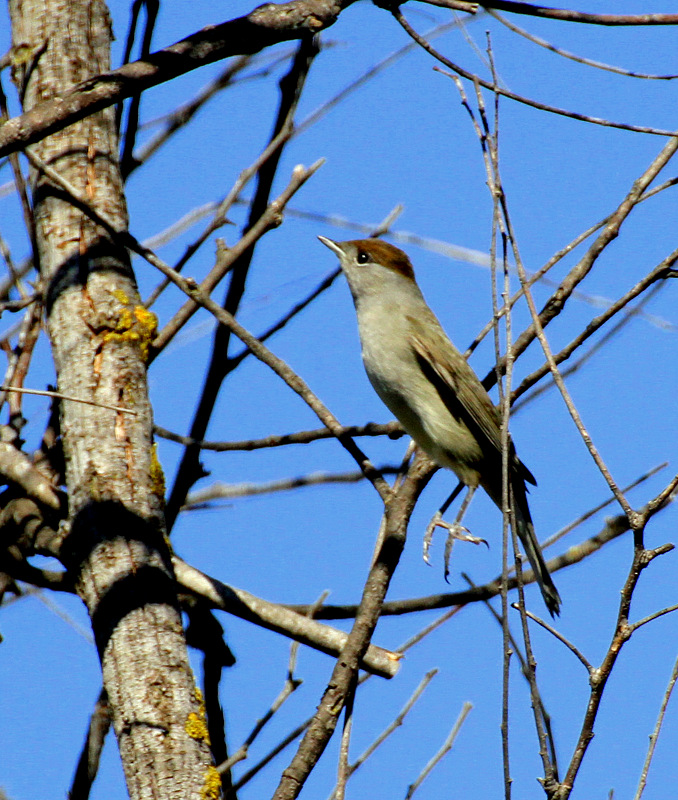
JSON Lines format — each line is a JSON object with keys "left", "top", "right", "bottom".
{"left": 1, "top": 2, "right": 677, "bottom": 799}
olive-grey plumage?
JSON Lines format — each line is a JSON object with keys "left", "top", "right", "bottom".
{"left": 319, "top": 235, "right": 560, "bottom": 616}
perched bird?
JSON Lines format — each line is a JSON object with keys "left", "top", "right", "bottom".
{"left": 318, "top": 236, "right": 561, "bottom": 616}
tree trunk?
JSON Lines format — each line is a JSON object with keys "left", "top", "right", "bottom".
{"left": 8, "top": 1, "right": 220, "bottom": 798}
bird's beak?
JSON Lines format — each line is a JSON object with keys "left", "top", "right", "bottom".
{"left": 317, "top": 235, "right": 345, "bottom": 259}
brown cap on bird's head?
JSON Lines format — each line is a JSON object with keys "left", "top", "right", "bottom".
{"left": 317, "top": 237, "right": 416, "bottom": 282}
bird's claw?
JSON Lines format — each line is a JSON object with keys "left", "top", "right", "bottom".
{"left": 423, "top": 511, "right": 488, "bottom": 580}
{"left": 422, "top": 511, "right": 442, "bottom": 564}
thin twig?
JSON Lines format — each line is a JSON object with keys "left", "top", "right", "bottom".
{"left": 164, "top": 38, "right": 320, "bottom": 529}
{"left": 144, "top": 116, "right": 294, "bottom": 315}
{"left": 288, "top": 589, "right": 330, "bottom": 677}
{"left": 508, "top": 132, "right": 678, "bottom": 517}
{"left": 489, "top": 10, "right": 678, "bottom": 79}
{"left": 629, "top": 603, "right": 678, "bottom": 633}
{"left": 217, "top": 672, "right": 303, "bottom": 774}
{"left": 634, "top": 654, "right": 678, "bottom": 800}
{"left": 479, "top": 3, "right": 678, "bottom": 26}
{"left": 0, "top": 385, "right": 138, "bottom": 415}
{"left": 334, "top": 675, "right": 356, "bottom": 800}
{"left": 540, "top": 462, "right": 668, "bottom": 550}
{"left": 487, "top": 136, "right": 678, "bottom": 393}
{"left": 512, "top": 280, "right": 671, "bottom": 411}
{"left": 269, "top": 454, "right": 432, "bottom": 800}
{"left": 184, "top": 467, "right": 400, "bottom": 506}
{"left": 404, "top": 702, "right": 473, "bottom": 799}
{"left": 68, "top": 689, "right": 111, "bottom": 800}
{"left": 118, "top": 0, "right": 159, "bottom": 178}
{"left": 511, "top": 604, "right": 592, "bottom": 671}
{"left": 464, "top": 574, "right": 559, "bottom": 776}
{"left": 391, "top": 10, "right": 677, "bottom": 137}
{"left": 555, "top": 541, "right": 676, "bottom": 798}
{"left": 233, "top": 612, "right": 453, "bottom": 794}
{"left": 512, "top": 255, "right": 678, "bottom": 402}
{"left": 293, "top": 514, "right": 633, "bottom": 619}
{"left": 640, "top": 473, "right": 678, "bottom": 523}
{"left": 327, "top": 669, "right": 437, "bottom": 799}
{"left": 154, "top": 421, "right": 404, "bottom": 451}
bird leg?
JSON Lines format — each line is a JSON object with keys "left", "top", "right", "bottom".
{"left": 423, "top": 486, "right": 487, "bottom": 579}
{"left": 423, "top": 482, "right": 465, "bottom": 563}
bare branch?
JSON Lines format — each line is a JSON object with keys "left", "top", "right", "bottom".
{"left": 154, "top": 421, "right": 403, "bottom": 451}
{"left": 327, "top": 669, "right": 438, "bottom": 799}
{"left": 0, "top": 438, "right": 60, "bottom": 509}
{"left": 68, "top": 690, "right": 111, "bottom": 800}
{"left": 0, "top": 0, "right": 358, "bottom": 159}
{"left": 21, "top": 148, "right": 391, "bottom": 504}
{"left": 217, "top": 674, "right": 302, "bottom": 774}
{"left": 555, "top": 537, "right": 676, "bottom": 798}
{"left": 1, "top": 385, "right": 139, "bottom": 416}
{"left": 541, "top": 463, "right": 669, "bottom": 551}
{"left": 270, "top": 453, "right": 432, "bottom": 800}
{"left": 512, "top": 250, "right": 678, "bottom": 402}
{"left": 404, "top": 702, "right": 473, "bottom": 799}
{"left": 391, "top": 10, "right": 677, "bottom": 137}
{"left": 184, "top": 467, "right": 400, "bottom": 505}
{"left": 172, "top": 557, "right": 401, "bottom": 679}
{"left": 629, "top": 603, "right": 678, "bottom": 634}
{"left": 480, "top": 3, "right": 678, "bottom": 26}
{"left": 489, "top": 10, "right": 678, "bottom": 79}
{"left": 634, "top": 654, "right": 678, "bottom": 800}
{"left": 299, "top": 515, "right": 632, "bottom": 618}
{"left": 512, "top": 605, "right": 593, "bottom": 672}
{"left": 145, "top": 111, "right": 297, "bottom": 319}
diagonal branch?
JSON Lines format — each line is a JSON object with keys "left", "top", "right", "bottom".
{"left": 391, "top": 9, "right": 677, "bottom": 137}
{"left": 480, "top": 3, "right": 678, "bottom": 26}
{"left": 0, "top": 0, "right": 356, "bottom": 158}
{"left": 164, "top": 36, "right": 319, "bottom": 527}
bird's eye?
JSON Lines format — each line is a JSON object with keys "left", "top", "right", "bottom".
{"left": 357, "top": 251, "right": 370, "bottom": 264}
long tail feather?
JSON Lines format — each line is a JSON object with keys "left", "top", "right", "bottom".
{"left": 510, "top": 479, "right": 561, "bottom": 617}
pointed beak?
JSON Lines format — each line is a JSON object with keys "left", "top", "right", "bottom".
{"left": 317, "top": 235, "right": 345, "bottom": 259}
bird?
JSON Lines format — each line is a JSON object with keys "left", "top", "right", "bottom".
{"left": 318, "top": 235, "right": 561, "bottom": 616}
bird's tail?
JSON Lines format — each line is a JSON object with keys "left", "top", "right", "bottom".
{"left": 484, "top": 476, "right": 561, "bottom": 616}
{"left": 510, "top": 479, "right": 561, "bottom": 616}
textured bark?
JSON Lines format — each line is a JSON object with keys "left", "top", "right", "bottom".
{"left": 8, "top": 2, "right": 219, "bottom": 799}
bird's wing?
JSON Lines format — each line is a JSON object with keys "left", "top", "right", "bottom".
{"left": 407, "top": 312, "right": 536, "bottom": 486}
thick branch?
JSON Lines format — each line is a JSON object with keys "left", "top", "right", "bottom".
{"left": 0, "top": 0, "right": 354, "bottom": 158}
{"left": 173, "top": 558, "right": 400, "bottom": 678}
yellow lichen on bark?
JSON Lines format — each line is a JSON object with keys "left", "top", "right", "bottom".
{"left": 150, "top": 443, "right": 166, "bottom": 498}
{"left": 201, "top": 767, "right": 222, "bottom": 800}
{"left": 133, "top": 305, "right": 158, "bottom": 361}
{"left": 103, "top": 292, "right": 158, "bottom": 362}
{"left": 185, "top": 711, "right": 210, "bottom": 744}
{"left": 186, "top": 685, "right": 210, "bottom": 745}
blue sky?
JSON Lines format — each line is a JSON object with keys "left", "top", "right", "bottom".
{"left": 1, "top": 2, "right": 678, "bottom": 799}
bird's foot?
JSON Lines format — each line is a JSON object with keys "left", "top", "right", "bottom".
{"left": 423, "top": 511, "right": 487, "bottom": 571}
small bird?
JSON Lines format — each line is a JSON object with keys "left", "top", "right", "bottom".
{"left": 318, "top": 236, "right": 561, "bottom": 616}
